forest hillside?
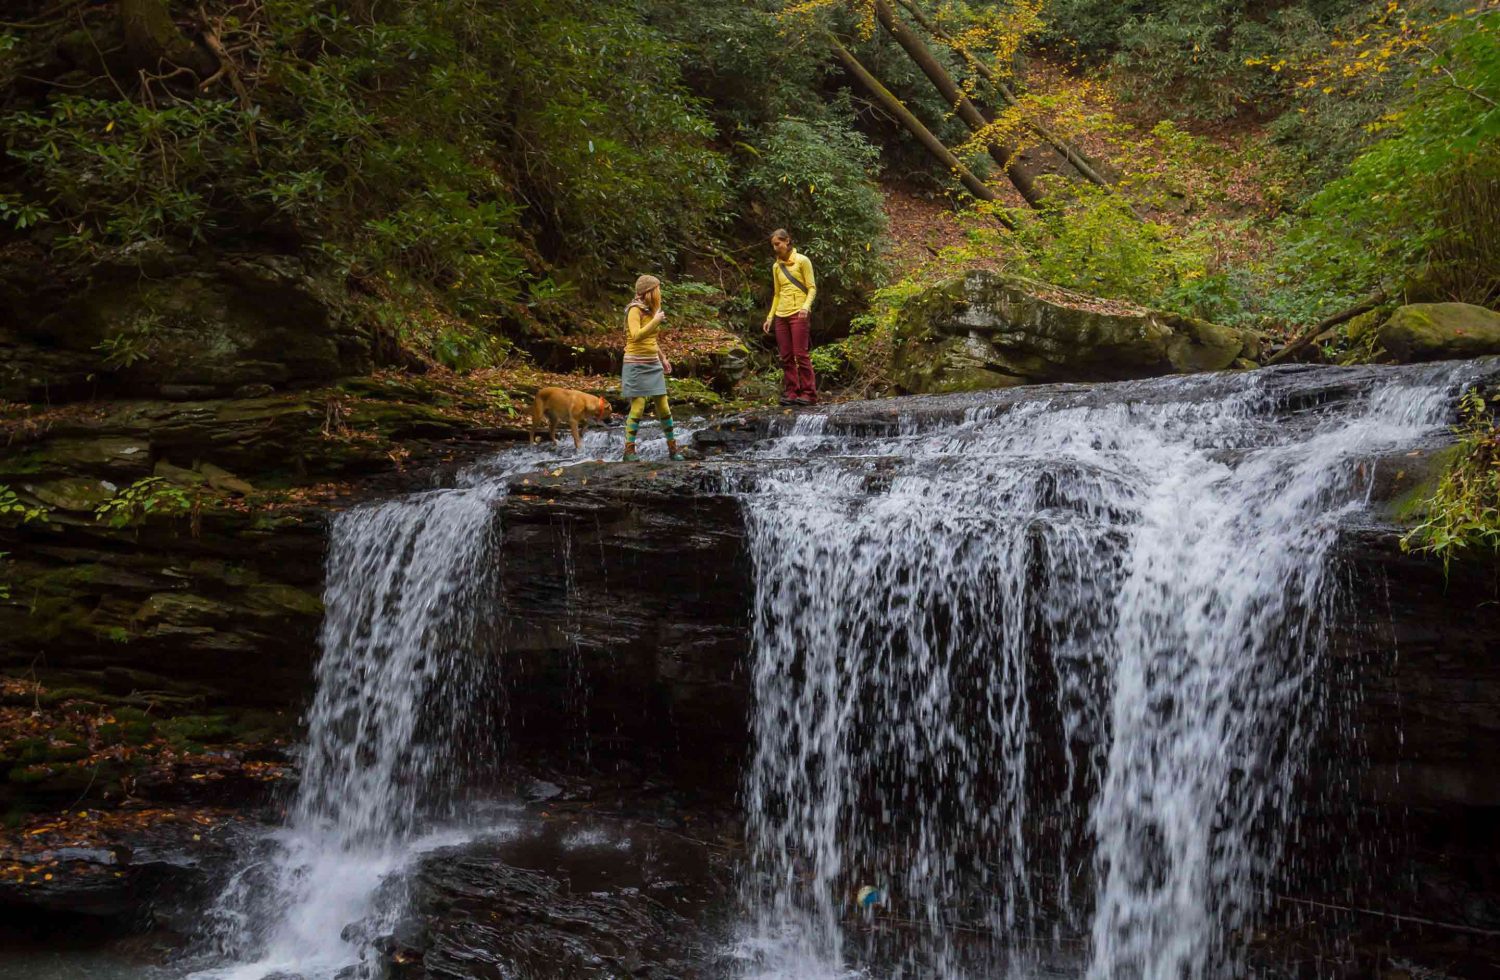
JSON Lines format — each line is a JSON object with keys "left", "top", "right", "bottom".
{"left": 0, "top": 0, "right": 1495, "bottom": 508}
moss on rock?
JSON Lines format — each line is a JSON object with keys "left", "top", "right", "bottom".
{"left": 890, "top": 272, "right": 1259, "bottom": 394}
{"left": 1376, "top": 303, "right": 1500, "bottom": 363}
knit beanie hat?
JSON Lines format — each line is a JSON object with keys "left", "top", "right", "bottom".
{"left": 634, "top": 274, "right": 661, "bottom": 299}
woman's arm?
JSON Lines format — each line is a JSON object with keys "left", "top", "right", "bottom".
{"left": 763, "top": 265, "right": 779, "bottom": 332}
{"left": 627, "top": 305, "right": 663, "bottom": 343}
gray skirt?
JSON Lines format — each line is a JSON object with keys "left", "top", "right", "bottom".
{"left": 620, "top": 361, "right": 667, "bottom": 399}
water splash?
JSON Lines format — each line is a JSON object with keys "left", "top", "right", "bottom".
{"left": 732, "top": 364, "right": 1478, "bottom": 978}
{"left": 195, "top": 424, "right": 651, "bottom": 979}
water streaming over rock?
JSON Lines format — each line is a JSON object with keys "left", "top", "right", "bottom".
{"left": 731, "top": 363, "right": 1479, "bottom": 979}
{"left": 195, "top": 428, "right": 638, "bottom": 980}
{"left": 177, "top": 363, "right": 1482, "bottom": 980}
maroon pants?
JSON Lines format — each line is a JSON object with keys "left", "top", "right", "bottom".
{"left": 773, "top": 311, "right": 817, "bottom": 402}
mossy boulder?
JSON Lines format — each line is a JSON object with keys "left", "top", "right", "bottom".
{"left": 890, "top": 272, "right": 1262, "bottom": 394}
{"left": 1374, "top": 303, "right": 1500, "bottom": 364}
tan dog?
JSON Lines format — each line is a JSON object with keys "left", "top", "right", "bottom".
{"left": 530, "top": 387, "right": 611, "bottom": 449}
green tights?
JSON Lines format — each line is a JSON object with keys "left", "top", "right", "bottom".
{"left": 625, "top": 395, "right": 674, "bottom": 445}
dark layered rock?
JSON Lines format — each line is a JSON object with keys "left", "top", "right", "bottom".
{"left": 0, "top": 506, "right": 326, "bottom": 708}
{"left": 488, "top": 461, "right": 752, "bottom": 794}
{"left": 889, "top": 271, "right": 1262, "bottom": 393}
{"left": 381, "top": 814, "right": 734, "bottom": 980}
{"left": 0, "top": 247, "right": 369, "bottom": 403}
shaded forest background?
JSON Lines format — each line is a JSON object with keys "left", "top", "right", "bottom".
{"left": 0, "top": 0, "right": 1497, "bottom": 844}
{"left": 0, "top": 0, "right": 1495, "bottom": 387}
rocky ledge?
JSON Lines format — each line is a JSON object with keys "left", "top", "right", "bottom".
{"left": 1, "top": 362, "right": 1496, "bottom": 953}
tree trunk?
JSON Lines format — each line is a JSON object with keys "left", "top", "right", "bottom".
{"left": 872, "top": 0, "right": 1041, "bottom": 208}
{"left": 1265, "top": 290, "right": 1389, "bottom": 365}
{"left": 121, "top": 0, "right": 216, "bottom": 77}
{"left": 829, "top": 36, "right": 1012, "bottom": 225}
{"left": 893, "top": 0, "right": 1111, "bottom": 189}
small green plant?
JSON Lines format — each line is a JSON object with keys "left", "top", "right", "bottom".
{"left": 0, "top": 485, "right": 45, "bottom": 600}
{"left": 93, "top": 312, "right": 165, "bottom": 371}
{"left": 0, "top": 192, "right": 46, "bottom": 229}
{"left": 0, "top": 485, "right": 46, "bottom": 524}
{"left": 94, "top": 477, "right": 194, "bottom": 529}
{"left": 1402, "top": 389, "right": 1500, "bottom": 572}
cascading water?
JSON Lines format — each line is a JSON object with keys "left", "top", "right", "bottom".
{"left": 731, "top": 362, "right": 1480, "bottom": 979}
{"left": 172, "top": 362, "right": 1480, "bottom": 980}
{"left": 194, "top": 427, "right": 650, "bottom": 980}
{"left": 198, "top": 486, "right": 503, "bottom": 979}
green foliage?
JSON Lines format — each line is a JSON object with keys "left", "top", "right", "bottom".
{"left": 935, "top": 182, "right": 1254, "bottom": 322}
{"left": 741, "top": 116, "right": 889, "bottom": 311}
{"left": 1006, "top": 184, "right": 1187, "bottom": 302}
{"left": 500, "top": 3, "right": 729, "bottom": 273}
{"left": 811, "top": 277, "right": 928, "bottom": 396}
{"left": 1045, "top": 0, "right": 1367, "bottom": 120}
{"left": 0, "top": 485, "right": 45, "bottom": 600}
{"left": 0, "top": 485, "right": 46, "bottom": 525}
{"left": 93, "top": 477, "right": 194, "bottom": 529}
{"left": 0, "top": 190, "right": 45, "bottom": 229}
{"left": 649, "top": 0, "right": 830, "bottom": 131}
{"left": 1278, "top": 11, "right": 1500, "bottom": 308}
{"left": 1402, "top": 389, "right": 1500, "bottom": 571}
{"left": 809, "top": 343, "right": 850, "bottom": 379}
{"left": 93, "top": 311, "right": 164, "bottom": 371}
{"left": 1, "top": 0, "right": 728, "bottom": 351}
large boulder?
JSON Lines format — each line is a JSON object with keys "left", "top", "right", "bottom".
{"left": 1369, "top": 302, "right": 1500, "bottom": 363}
{"left": 890, "top": 271, "right": 1261, "bottom": 393}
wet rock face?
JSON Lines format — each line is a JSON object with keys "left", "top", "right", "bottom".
{"left": 889, "top": 271, "right": 1261, "bottom": 393}
{"left": 382, "top": 815, "right": 733, "bottom": 980}
{"left": 489, "top": 462, "right": 753, "bottom": 794}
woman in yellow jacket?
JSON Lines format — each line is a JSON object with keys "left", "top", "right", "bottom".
{"left": 620, "top": 274, "right": 684, "bottom": 461}
{"left": 761, "top": 228, "right": 818, "bottom": 405}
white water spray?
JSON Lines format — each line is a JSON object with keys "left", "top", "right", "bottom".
{"left": 732, "top": 363, "right": 1478, "bottom": 978}
{"left": 195, "top": 427, "right": 659, "bottom": 980}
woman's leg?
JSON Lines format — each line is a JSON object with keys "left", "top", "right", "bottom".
{"left": 654, "top": 395, "right": 684, "bottom": 460}
{"left": 773, "top": 315, "right": 797, "bottom": 401}
{"left": 624, "top": 396, "right": 647, "bottom": 459}
{"left": 790, "top": 311, "right": 816, "bottom": 402}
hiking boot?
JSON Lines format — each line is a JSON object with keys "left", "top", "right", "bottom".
{"left": 666, "top": 440, "right": 686, "bottom": 462}
{"left": 622, "top": 442, "right": 640, "bottom": 462}
{"left": 778, "top": 396, "right": 796, "bottom": 406}
{"left": 791, "top": 397, "right": 814, "bottom": 406}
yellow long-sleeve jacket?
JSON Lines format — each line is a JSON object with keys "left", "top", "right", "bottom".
{"left": 624, "top": 304, "right": 662, "bottom": 361}
{"left": 767, "top": 251, "right": 817, "bottom": 319}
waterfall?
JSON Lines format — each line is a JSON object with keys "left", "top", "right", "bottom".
{"left": 732, "top": 363, "right": 1477, "bottom": 979}
{"left": 194, "top": 428, "right": 640, "bottom": 980}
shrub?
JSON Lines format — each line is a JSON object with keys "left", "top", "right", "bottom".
{"left": 1402, "top": 389, "right": 1500, "bottom": 571}
{"left": 741, "top": 116, "right": 889, "bottom": 315}
{"left": 1044, "top": 0, "right": 1369, "bottom": 121}
{"left": 1277, "top": 10, "right": 1500, "bottom": 308}
{"left": 0, "top": 0, "right": 728, "bottom": 348}
{"left": 94, "top": 478, "right": 194, "bottom": 529}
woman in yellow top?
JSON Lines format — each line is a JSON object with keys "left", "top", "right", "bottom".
{"left": 760, "top": 228, "right": 818, "bottom": 405}
{"left": 620, "top": 274, "right": 684, "bottom": 462}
